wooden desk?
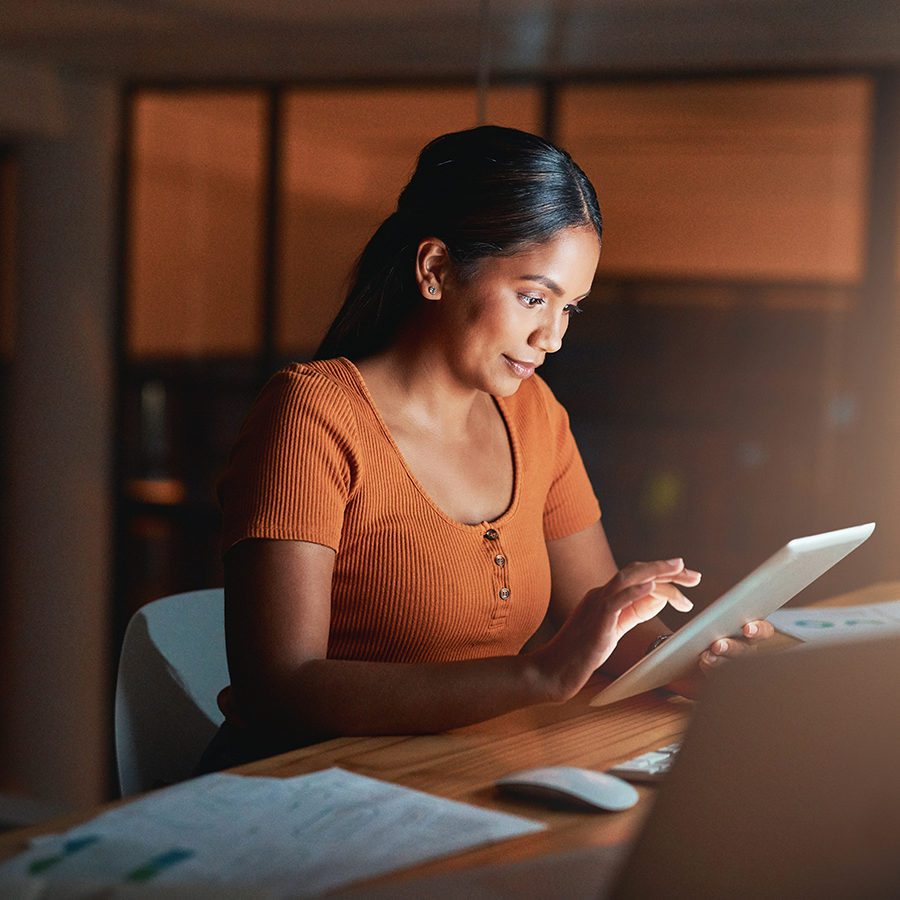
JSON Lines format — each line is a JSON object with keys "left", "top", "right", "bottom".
{"left": 2, "top": 581, "right": 897, "bottom": 891}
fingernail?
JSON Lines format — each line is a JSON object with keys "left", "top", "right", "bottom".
{"left": 666, "top": 557, "right": 683, "bottom": 567}
{"left": 745, "top": 622, "right": 758, "bottom": 636}
{"left": 714, "top": 640, "right": 728, "bottom": 654}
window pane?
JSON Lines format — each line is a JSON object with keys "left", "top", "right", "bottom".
{"left": 128, "top": 92, "right": 266, "bottom": 358}
{"left": 560, "top": 77, "right": 871, "bottom": 283}
{"left": 278, "top": 86, "right": 541, "bottom": 356}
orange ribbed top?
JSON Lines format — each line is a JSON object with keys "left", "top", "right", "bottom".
{"left": 218, "top": 357, "right": 600, "bottom": 663}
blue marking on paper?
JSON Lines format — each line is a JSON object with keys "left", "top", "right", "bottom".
{"left": 769, "top": 599, "right": 900, "bottom": 643}
{"left": 28, "top": 834, "right": 100, "bottom": 874}
{"left": 127, "top": 847, "right": 195, "bottom": 882}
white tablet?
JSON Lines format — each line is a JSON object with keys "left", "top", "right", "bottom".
{"left": 589, "top": 522, "right": 875, "bottom": 707}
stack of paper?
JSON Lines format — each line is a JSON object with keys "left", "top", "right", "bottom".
{"left": 0, "top": 768, "right": 544, "bottom": 898}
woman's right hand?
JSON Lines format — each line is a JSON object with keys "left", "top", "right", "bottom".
{"left": 530, "top": 558, "right": 695, "bottom": 702}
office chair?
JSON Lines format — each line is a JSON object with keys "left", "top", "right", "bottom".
{"left": 114, "top": 588, "right": 228, "bottom": 796}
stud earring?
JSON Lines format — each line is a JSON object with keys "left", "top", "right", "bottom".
{"left": 427, "top": 285, "right": 437, "bottom": 295}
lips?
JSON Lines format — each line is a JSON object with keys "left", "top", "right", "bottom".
{"left": 503, "top": 355, "right": 538, "bottom": 379}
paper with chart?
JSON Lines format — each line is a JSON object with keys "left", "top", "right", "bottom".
{"left": 0, "top": 768, "right": 544, "bottom": 898}
{"left": 768, "top": 598, "right": 900, "bottom": 643}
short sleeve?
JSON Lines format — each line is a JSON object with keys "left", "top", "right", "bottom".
{"left": 218, "top": 366, "right": 360, "bottom": 554}
{"left": 534, "top": 378, "right": 601, "bottom": 542}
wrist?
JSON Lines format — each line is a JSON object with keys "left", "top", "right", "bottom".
{"left": 525, "top": 643, "right": 579, "bottom": 704}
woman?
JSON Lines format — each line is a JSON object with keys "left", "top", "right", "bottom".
{"left": 201, "top": 125, "right": 772, "bottom": 772}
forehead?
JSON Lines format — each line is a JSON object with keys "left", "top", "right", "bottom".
{"left": 483, "top": 227, "right": 601, "bottom": 293}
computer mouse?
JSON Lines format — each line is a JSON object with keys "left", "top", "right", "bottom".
{"left": 495, "top": 766, "right": 639, "bottom": 812}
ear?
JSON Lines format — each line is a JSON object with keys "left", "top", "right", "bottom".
{"left": 414, "top": 237, "right": 450, "bottom": 300}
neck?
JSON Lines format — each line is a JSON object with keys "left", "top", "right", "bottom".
{"left": 355, "top": 333, "right": 487, "bottom": 438}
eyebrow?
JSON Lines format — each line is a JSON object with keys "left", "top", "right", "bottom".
{"left": 519, "top": 274, "right": 591, "bottom": 301}
{"left": 519, "top": 274, "right": 564, "bottom": 296}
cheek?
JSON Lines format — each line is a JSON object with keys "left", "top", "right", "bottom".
{"left": 451, "top": 286, "right": 491, "bottom": 328}
{"left": 463, "top": 299, "right": 510, "bottom": 337}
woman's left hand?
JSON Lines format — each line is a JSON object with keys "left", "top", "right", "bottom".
{"left": 667, "top": 619, "right": 777, "bottom": 699}
{"left": 698, "top": 619, "right": 776, "bottom": 673}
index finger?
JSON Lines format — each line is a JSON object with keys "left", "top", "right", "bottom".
{"left": 615, "top": 558, "right": 689, "bottom": 589}
{"left": 672, "top": 567, "right": 702, "bottom": 587}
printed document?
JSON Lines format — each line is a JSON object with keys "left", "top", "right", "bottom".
{"left": 0, "top": 768, "right": 544, "bottom": 897}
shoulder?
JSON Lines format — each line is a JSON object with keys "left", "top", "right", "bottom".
{"left": 255, "top": 358, "right": 361, "bottom": 430}
{"left": 230, "top": 359, "right": 368, "bottom": 467}
{"left": 265, "top": 358, "right": 358, "bottom": 405}
{"left": 219, "top": 360, "right": 363, "bottom": 551}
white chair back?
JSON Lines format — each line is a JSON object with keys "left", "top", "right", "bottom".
{"left": 114, "top": 588, "right": 227, "bottom": 796}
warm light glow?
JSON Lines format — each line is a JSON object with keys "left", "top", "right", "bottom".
{"left": 561, "top": 77, "right": 872, "bottom": 284}
{"left": 128, "top": 92, "right": 266, "bottom": 358}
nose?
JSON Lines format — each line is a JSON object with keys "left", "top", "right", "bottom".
{"left": 531, "top": 310, "right": 566, "bottom": 354}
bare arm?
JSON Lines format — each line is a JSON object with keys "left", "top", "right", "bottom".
{"left": 223, "top": 537, "right": 687, "bottom": 740}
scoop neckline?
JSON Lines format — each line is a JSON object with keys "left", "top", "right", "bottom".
{"left": 336, "top": 356, "right": 522, "bottom": 534}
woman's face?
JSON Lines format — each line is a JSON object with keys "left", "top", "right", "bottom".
{"left": 435, "top": 225, "right": 601, "bottom": 397}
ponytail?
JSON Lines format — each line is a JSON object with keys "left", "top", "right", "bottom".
{"left": 315, "top": 212, "right": 418, "bottom": 360}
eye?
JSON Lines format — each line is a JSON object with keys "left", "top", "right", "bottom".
{"left": 517, "top": 293, "right": 545, "bottom": 308}
{"left": 563, "top": 304, "right": 584, "bottom": 316}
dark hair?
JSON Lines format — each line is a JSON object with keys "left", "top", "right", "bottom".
{"left": 315, "top": 125, "right": 602, "bottom": 361}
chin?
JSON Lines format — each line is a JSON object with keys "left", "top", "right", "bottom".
{"left": 489, "top": 375, "right": 526, "bottom": 398}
